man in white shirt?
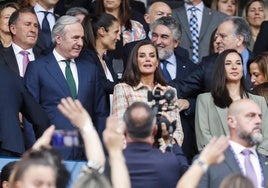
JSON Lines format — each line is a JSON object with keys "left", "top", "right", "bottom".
{"left": 172, "top": 0, "right": 227, "bottom": 63}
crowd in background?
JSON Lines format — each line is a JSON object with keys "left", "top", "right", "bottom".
{"left": 0, "top": 0, "right": 268, "bottom": 188}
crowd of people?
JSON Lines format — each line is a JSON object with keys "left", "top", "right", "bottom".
{"left": 0, "top": 0, "right": 268, "bottom": 187}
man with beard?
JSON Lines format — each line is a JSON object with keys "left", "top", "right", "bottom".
{"left": 197, "top": 99, "right": 268, "bottom": 188}
{"left": 150, "top": 16, "right": 198, "bottom": 163}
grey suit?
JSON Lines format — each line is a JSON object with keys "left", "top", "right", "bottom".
{"left": 172, "top": 5, "right": 227, "bottom": 62}
{"left": 195, "top": 92, "right": 268, "bottom": 156}
{"left": 197, "top": 147, "right": 268, "bottom": 188}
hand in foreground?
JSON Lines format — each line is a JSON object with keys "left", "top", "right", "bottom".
{"left": 103, "top": 116, "right": 125, "bottom": 154}
{"left": 199, "top": 136, "right": 229, "bottom": 166}
{"left": 32, "top": 125, "right": 55, "bottom": 150}
{"left": 57, "top": 97, "right": 92, "bottom": 129}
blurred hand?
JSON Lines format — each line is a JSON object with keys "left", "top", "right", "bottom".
{"left": 199, "top": 136, "right": 229, "bottom": 166}
{"left": 103, "top": 116, "right": 125, "bottom": 154}
{"left": 57, "top": 97, "right": 92, "bottom": 129}
{"left": 177, "top": 99, "right": 190, "bottom": 112}
{"left": 32, "top": 125, "right": 55, "bottom": 150}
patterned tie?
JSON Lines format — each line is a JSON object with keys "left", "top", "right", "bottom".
{"left": 41, "top": 11, "right": 52, "bottom": 47}
{"left": 64, "top": 60, "right": 77, "bottom": 99}
{"left": 241, "top": 149, "right": 258, "bottom": 188}
{"left": 189, "top": 6, "right": 199, "bottom": 64}
{"left": 161, "top": 60, "right": 172, "bottom": 82}
{"left": 20, "top": 50, "right": 30, "bottom": 76}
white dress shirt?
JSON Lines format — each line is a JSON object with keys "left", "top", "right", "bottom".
{"left": 34, "top": 3, "right": 55, "bottom": 31}
{"left": 53, "top": 49, "right": 79, "bottom": 92}
{"left": 160, "top": 53, "right": 177, "bottom": 80}
{"left": 12, "top": 42, "right": 35, "bottom": 77}
{"left": 185, "top": 1, "right": 204, "bottom": 36}
{"left": 229, "top": 141, "right": 263, "bottom": 188}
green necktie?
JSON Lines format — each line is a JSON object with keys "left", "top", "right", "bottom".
{"left": 64, "top": 59, "right": 77, "bottom": 99}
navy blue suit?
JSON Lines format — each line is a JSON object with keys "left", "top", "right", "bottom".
{"left": 0, "top": 64, "right": 49, "bottom": 156}
{"left": 25, "top": 52, "right": 108, "bottom": 132}
{"left": 123, "top": 142, "right": 189, "bottom": 188}
{"left": 79, "top": 49, "right": 119, "bottom": 114}
{"left": 24, "top": 53, "right": 108, "bottom": 159}
{"left": 167, "top": 52, "right": 198, "bottom": 163}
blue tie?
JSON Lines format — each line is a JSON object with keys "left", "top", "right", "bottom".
{"left": 161, "top": 60, "right": 172, "bottom": 82}
{"left": 189, "top": 7, "right": 199, "bottom": 64}
{"left": 41, "top": 11, "right": 52, "bottom": 47}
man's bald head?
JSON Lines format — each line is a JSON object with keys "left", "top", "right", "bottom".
{"left": 144, "top": 1, "right": 172, "bottom": 25}
{"left": 228, "top": 99, "right": 263, "bottom": 147}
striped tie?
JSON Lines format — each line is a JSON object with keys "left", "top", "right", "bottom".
{"left": 189, "top": 6, "right": 199, "bottom": 64}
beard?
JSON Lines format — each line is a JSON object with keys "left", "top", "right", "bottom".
{"left": 158, "top": 48, "right": 174, "bottom": 60}
{"left": 238, "top": 128, "right": 263, "bottom": 146}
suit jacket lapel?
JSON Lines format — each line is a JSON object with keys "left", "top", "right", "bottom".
{"left": 199, "top": 7, "right": 212, "bottom": 41}
{"left": 215, "top": 106, "right": 229, "bottom": 135}
{"left": 224, "top": 147, "right": 242, "bottom": 172}
{"left": 76, "top": 59, "right": 87, "bottom": 99}
{"left": 259, "top": 154, "right": 268, "bottom": 183}
{"left": 3, "top": 47, "right": 20, "bottom": 75}
{"left": 45, "top": 53, "right": 70, "bottom": 95}
{"left": 177, "top": 7, "right": 192, "bottom": 41}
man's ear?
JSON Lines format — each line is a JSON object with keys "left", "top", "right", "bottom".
{"left": 151, "top": 124, "right": 158, "bottom": 136}
{"left": 227, "top": 116, "right": 236, "bottom": 128}
{"left": 144, "top": 13, "right": 150, "bottom": 25}
{"left": 9, "top": 24, "right": 16, "bottom": 35}
{"left": 174, "top": 39, "right": 179, "bottom": 48}
{"left": 236, "top": 35, "right": 244, "bottom": 47}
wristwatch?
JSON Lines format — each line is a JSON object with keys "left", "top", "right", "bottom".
{"left": 193, "top": 158, "right": 208, "bottom": 172}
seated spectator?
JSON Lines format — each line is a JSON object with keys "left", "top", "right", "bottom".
{"left": 65, "top": 7, "right": 88, "bottom": 23}
{"left": 210, "top": 0, "right": 238, "bottom": 16}
{"left": 0, "top": 161, "right": 17, "bottom": 188}
{"left": 195, "top": 49, "right": 268, "bottom": 156}
{"left": 244, "top": 0, "right": 266, "bottom": 51}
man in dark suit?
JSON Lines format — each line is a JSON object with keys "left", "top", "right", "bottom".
{"left": 197, "top": 99, "right": 268, "bottom": 188}
{"left": 150, "top": 16, "right": 198, "bottom": 162}
{"left": 34, "top": 0, "right": 59, "bottom": 56}
{"left": 0, "top": 64, "right": 49, "bottom": 157}
{"left": 253, "top": 21, "right": 268, "bottom": 55}
{"left": 172, "top": 16, "right": 254, "bottom": 98}
{"left": 123, "top": 101, "right": 189, "bottom": 188}
{"left": 0, "top": 8, "right": 44, "bottom": 149}
{"left": 0, "top": 8, "right": 40, "bottom": 76}
{"left": 24, "top": 15, "right": 109, "bottom": 160}
{"left": 172, "top": 0, "right": 227, "bottom": 63}
{"left": 123, "top": 1, "right": 189, "bottom": 68}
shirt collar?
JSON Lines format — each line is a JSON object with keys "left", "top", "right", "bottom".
{"left": 165, "top": 53, "right": 176, "bottom": 66}
{"left": 53, "top": 49, "right": 74, "bottom": 63}
{"left": 229, "top": 140, "right": 257, "bottom": 157}
{"left": 12, "top": 42, "right": 33, "bottom": 55}
{"left": 34, "top": 3, "right": 54, "bottom": 13}
{"left": 185, "top": 1, "right": 204, "bottom": 12}
{"left": 133, "top": 82, "right": 160, "bottom": 91}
